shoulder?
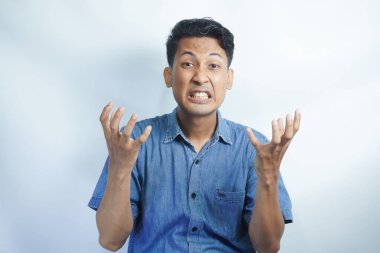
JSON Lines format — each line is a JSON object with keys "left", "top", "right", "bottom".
{"left": 135, "top": 113, "right": 167, "bottom": 129}
{"left": 131, "top": 113, "right": 170, "bottom": 138}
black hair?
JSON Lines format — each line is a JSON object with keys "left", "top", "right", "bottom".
{"left": 166, "top": 17, "right": 234, "bottom": 68}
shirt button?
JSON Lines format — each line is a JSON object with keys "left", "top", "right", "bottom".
{"left": 195, "top": 160, "right": 199, "bottom": 165}
{"left": 192, "top": 226, "right": 198, "bottom": 232}
{"left": 191, "top": 193, "right": 196, "bottom": 199}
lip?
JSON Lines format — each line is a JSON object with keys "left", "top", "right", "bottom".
{"left": 188, "top": 95, "right": 213, "bottom": 104}
{"left": 188, "top": 89, "right": 213, "bottom": 104}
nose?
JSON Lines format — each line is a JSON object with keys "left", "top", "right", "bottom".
{"left": 192, "top": 67, "right": 209, "bottom": 85}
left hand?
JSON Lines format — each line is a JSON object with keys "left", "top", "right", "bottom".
{"left": 246, "top": 110, "right": 301, "bottom": 182}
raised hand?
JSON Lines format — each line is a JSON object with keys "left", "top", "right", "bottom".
{"left": 99, "top": 102, "right": 152, "bottom": 177}
{"left": 246, "top": 110, "right": 301, "bottom": 182}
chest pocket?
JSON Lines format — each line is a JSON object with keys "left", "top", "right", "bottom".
{"left": 211, "top": 189, "right": 246, "bottom": 241}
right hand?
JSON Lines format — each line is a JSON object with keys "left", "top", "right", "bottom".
{"left": 99, "top": 102, "right": 152, "bottom": 177}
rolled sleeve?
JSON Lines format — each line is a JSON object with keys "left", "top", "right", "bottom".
{"left": 243, "top": 170, "right": 293, "bottom": 224}
{"left": 88, "top": 158, "right": 109, "bottom": 211}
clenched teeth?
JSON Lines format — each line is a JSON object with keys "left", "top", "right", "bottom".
{"left": 191, "top": 92, "right": 209, "bottom": 100}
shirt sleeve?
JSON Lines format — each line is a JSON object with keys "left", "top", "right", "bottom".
{"left": 88, "top": 157, "right": 109, "bottom": 211}
{"left": 242, "top": 129, "right": 293, "bottom": 225}
{"left": 87, "top": 156, "right": 141, "bottom": 222}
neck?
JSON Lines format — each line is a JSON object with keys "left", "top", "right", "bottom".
{"left": 176, "top": 108, "right": 218, "bottom": 152}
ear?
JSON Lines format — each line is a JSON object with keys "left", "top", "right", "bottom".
{"left": 226, "top": 68, "right": 234, "bottom": 90}
{"left": 163, "top": 67, "right": 172, "bottom": 87}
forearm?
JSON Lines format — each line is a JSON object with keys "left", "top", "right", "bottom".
{"left": 249, "top": 178, "right": 284, "bottom": 253}
{"left": 96, "top": 172, "right": 134, "bottom": 251}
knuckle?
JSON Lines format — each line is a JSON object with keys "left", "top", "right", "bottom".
{"left": 110, "top": 126, "right": 118, "bottom": 132}
{"left": 119, "top": 144, "right": 129, "bottom": 152}
{"left": 136, "top": 138, "right": 144, "bottom": 145}
{"left": 259, "top": 152, "right": 271, "bottom": 161}
{"left": 99, "top": 115, "right": 107, "bottom": 123}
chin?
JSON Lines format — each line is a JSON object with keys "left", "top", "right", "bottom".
{"left": 179, "top": 105, "right": 218, "bottom": 117}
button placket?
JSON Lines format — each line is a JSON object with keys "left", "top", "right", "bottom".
{"left": 187, "top": 143, "right": 213, "bottom": 244}
{"left": 187, "top": 152, "right": 203, "bottom": 243}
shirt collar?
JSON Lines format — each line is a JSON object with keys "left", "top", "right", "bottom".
{"left": 163, "top": 109, "right": 183, "bottom": 143}
{"left": 163, "top": 108, "right": 232, "bottom": 145}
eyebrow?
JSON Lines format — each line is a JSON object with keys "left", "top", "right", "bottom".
{"left": 209, "top": 52, "right": 223, "bottom": 59}
{"left": 180, "top": 51, "right": 224, "bottom": 59}
{"left": 180, "top": 51, "right": 195, "bottom": 57}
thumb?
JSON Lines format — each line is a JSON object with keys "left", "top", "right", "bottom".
{"left": 246, "top": 128, "right": 261, "bottom": 149}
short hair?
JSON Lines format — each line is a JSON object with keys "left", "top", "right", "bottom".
{"left": 166, "top": 17, "right": 234, "bottom": 68}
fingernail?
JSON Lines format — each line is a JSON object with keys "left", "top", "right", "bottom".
{"left": 131, "top": 112, "right": 137, "bottom": 119}
{"left": 107, "top": 101, "right": 113, "bottom": 107}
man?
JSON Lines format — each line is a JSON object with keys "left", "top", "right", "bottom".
{"left": 89, "top": 18, "right": 301, "bottom": 253}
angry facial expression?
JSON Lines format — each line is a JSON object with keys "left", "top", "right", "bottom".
{"left": 164, "top": 37, "right": 234, "bottom": 119}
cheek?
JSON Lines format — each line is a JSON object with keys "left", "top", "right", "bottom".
{"left": 172, "top": 71, "right": 191, "bottom": 84}
{"left": 211, "top": 70, "right": 229, "bottom": 82}
{"left": 171, "top": 75, "right": 188, "bottom": 96}
{"left": 211, "top": 75, "right": 229, "bottom": 90}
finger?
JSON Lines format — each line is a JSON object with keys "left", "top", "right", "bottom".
{"left": 99, "top": 102, "right": 113, "bottom": 122}
{"left": 246, "top": 128, "right": 262, "bottom": 149}
{"left": 122, "top": 113, "right": 138, "bottom": 140}
{"left": 277, "top": 118, "right": 284, "bottom": 135}
{"left": 135, "top": 125, "right": 152, "bottom": 145}
{"left": 293, "top": 109, "right": 301, "bottom": 133}
{"left": 110, "top": 107, "right": 125, "bottom": 138}
{"left": 271, "top": 119, "right": 281, "bottom": 145}
{"left": 279, "top": 141, "right": 291, "bottom": 162}
{"left": 99, "top": 102, "right": 113, "bottom": 139}
{"left": 280, "top": 109, "right": 301, "bottom": 160}
{"left": 283, "top": 114, "right": 294, "bottom": 140}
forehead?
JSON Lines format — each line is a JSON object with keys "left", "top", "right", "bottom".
{"left": 175, "top": 37, "right": 227, "bottom": 59}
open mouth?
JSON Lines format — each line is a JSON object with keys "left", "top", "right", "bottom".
{"left": 189, "top": 91, "right": 211, "bottom": 100}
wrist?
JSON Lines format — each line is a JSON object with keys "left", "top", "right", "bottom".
{"left": 107, "top": 167, "right": 132, "bottom": 184}
{"left": 256, "top": 174, "right": 279, "bottom": 190}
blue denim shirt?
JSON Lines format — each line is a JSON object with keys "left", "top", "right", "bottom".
{"left": 89, "top": 109, "right": 292, "bottom": 253}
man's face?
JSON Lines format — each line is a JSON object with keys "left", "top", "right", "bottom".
{"left": 164, "top": 37, "right": 233, "bottom": 118}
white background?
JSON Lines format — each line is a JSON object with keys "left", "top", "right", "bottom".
{"left": 1, "top": 0, "right": 379, "bottom": 252}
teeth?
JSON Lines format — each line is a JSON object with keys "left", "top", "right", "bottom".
{"left": 192, "top": 92, "right": 209, "bottom": 99}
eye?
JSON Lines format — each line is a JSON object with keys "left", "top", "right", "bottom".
{"left": 182, "top": 62, "right": 194, "bottom": 68}
{"left": 209, "top": 63, "right": 220, "bottom": 69}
